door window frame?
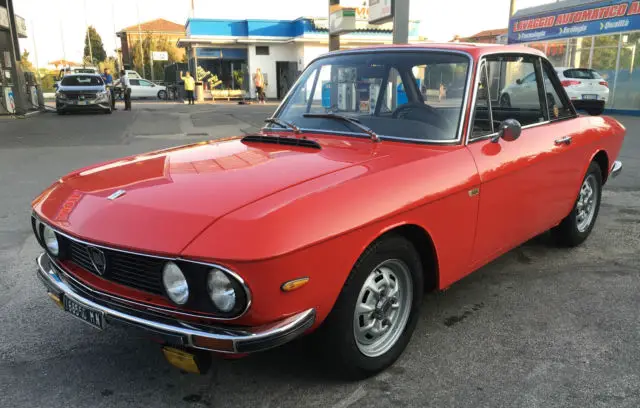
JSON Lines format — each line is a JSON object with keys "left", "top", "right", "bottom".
{"left": 466, "top": 53, "right": 552, "bottom": 144}
{"left": 539, "top": 58, "right": 578, "bottom": 121}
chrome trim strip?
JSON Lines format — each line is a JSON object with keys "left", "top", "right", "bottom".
{"left": 37, "top": 253, "right": 315, "bottom": 354}
{"left": 468, "top": 120, "right": 552, "bottom": 144}
{"left": 31, "top": 213, "right": 252, "bottom": 320}
{"left": 611, "top": 160, "right": 622, "bottom": 178}
{"left": 272, "top": 48, "right": 475, "bottom": 145}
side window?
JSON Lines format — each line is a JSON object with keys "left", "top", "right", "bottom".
{"left": 470, "top": 63, "right": 495, "bottom": 138}
{"left": 541, "top": 60, "right": 575, "bottom": 120}
{"left": 140, "top": 80, "right": 153, "bottom": 87}
{"left": 470, "top": 55, "right": 547, "bottom": 140}
{"left": 130, "top": 79, "right": 140, "bottom": 86}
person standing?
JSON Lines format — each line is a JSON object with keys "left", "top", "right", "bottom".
{"left": 102, "top": 68, "right": 117, "bottom": 110}
{"left": 119, "top": 70, "right": 132, "bottom": 111}
{"left": 180, "top": 71, "right": 195, "bottom": 105}
{"left": 254, "top": 68, "right": 265, "bottom": 104}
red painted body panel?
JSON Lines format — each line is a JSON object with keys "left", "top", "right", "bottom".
{"left": 31, "top": 44, "right": 626, "bottom": 331}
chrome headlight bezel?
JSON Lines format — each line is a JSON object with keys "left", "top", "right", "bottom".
{"left": 162, "top": 262, "right": 190, "bottom": 305}
{"left": 55, "top": 92, "right": 67, "bottom": 100}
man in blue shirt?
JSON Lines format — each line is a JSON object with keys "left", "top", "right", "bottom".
{"left": 102, "top": 68, "right": 116, "bottom": 110}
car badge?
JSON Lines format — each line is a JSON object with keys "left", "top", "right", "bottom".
{"left": 87, "top": 246, "right": 107, "bottom": 276}
{"left": 107, "top": 189, "right": 126, "bottom": 200}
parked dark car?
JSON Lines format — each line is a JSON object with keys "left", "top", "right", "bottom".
{"left": 55, "top": 74, "right": 112, "bottom": 115}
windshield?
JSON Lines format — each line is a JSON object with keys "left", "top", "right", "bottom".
{"left": 274, "top": 51, "right": 471, "bottom": 142}
{"left": 61, "top": 75, "right": 104, "bottom": 86}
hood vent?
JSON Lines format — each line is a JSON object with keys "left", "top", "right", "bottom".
{"left": 242, "top": 134, "right": 321, "bottom": 150}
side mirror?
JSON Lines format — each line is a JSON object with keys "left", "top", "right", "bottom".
{"left": 491, "top": 119, "right": 522, "bottom": 143}
{"left": 53, "top": 83, "right": 58, "bottom": 89}
{"left": 516, "top": 78, "right": 523, "bottom": 85}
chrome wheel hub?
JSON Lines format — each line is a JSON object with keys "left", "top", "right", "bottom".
{"left": 576, "top": 174, "right": 598, "bottom": 233}
{"left": 353, "top": 259, "right": 412, "bottom": 358}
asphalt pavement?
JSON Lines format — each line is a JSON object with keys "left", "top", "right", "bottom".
{"left": 0, "top": 102, "right": 639, "bottom": 408}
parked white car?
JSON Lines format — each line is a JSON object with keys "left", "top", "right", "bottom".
{"left": 116, "top": 78, "right": 167, "bottom": 99}
{"left": 555, "top": 67, "right": 608, "bottom": 115}
{"left": 498, "top": 67, "right": 608, "bottom": 115}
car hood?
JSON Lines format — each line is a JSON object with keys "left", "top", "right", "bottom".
{"left": 33, "top": 135, "right": 382, "bottom": 255}
{"left": 58, "top": 85, "right": 106, "bottom": 92}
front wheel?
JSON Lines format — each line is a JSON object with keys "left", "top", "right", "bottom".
{"left": 314, "top": 235, "right": 423, "bottom": 379}
{"left": 551, "top": 161, "right": 602, "bottom": 247}
{"left": 500, "top": 93, "right": 511, "bottom": 108}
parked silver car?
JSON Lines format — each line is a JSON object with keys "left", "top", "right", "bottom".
{"left": 55, "top": 74, "right": 112, "bottom": 115}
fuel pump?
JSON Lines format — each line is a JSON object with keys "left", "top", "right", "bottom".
{"left": 0, "top": 50, "right": 16, "bottom": 114}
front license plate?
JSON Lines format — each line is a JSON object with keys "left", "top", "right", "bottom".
{"left": 77, "top": 101, "right": 88, "bottom": 106}
{"left": 582, "top": 94, "right": 598, "bottom": 100}
{"left": 63, "top": 296, "right": 104, "bottom": 330}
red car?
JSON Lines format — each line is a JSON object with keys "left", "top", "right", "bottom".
{"left": 32, "top": 44, "right": 624, "bottom": 379}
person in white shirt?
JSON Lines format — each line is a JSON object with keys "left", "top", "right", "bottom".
{"left": 119, "top": 70, "right": 132, "bottom": 111}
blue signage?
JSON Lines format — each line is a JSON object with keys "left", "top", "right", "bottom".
{"left": 509, "top": 0, "right": 640, "bottom": 43}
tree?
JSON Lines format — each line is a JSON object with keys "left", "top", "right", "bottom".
{"left": 131, "top": 34, "right": 183, "bottom": 79}
{"left": 84, "top": 26, "right": 107, "bottom": 65}
{"left": 20, "top": 49, "right": 36, "bottom": 73}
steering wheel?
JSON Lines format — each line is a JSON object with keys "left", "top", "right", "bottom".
{"left": 391, "top": 102, "right": 452, "bottom": 131}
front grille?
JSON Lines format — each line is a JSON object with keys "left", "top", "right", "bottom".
{"left": 66, "top": 239, "right": 166, "bottom": 295}
{"left": 63, "top": 92, "right": 98, "bottom": 100}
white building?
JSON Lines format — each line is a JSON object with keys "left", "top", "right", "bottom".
{"left": 177, "top": 16, "right": 423, "bottom": 100}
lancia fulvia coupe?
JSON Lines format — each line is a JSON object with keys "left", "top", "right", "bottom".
{"left": 32, "top": 43, "right": 624, "bottom": 379}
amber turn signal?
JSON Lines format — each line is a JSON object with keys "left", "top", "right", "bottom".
{"left": 281, "top": 277, "right": 309, "bottom": 292}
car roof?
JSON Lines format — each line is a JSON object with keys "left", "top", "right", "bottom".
{"left": 62, "top": 73, "right": 102, "bottom": 78}
{"left": 325, "top": 42, "right": 547, "bottom": 59}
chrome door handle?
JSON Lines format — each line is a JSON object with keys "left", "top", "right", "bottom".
{"left": 554, "top": 136, "right": 572, "bottom": 145}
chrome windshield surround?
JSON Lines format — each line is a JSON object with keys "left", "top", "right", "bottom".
{"left": 31, "top": 212, "right": 252, "bottom": 320}
{"left": 271, "top": 47, "right": 475, "bottom": 146}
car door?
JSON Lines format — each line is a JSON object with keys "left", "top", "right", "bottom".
{"left": 138, "top": 80, "right": 156, "bottom": 97}
{"left": 128, "top": 79, "right": 141, "bottom": 98}
{"left": 466, "top": 53, "right": 575, "bottom": 268}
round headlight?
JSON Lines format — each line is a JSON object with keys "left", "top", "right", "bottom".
{"left": 162, "top": 262, "right": 189, "bottom": 305}
{"left": 42, "top": 225, "right": 59, "bottom": 256}
{"left": 207, "top": 269, "right": 236, "bottom": 312}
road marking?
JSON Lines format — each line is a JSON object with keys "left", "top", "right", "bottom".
{"left": 331, "top": 385, "right": 367, "bottom": 408}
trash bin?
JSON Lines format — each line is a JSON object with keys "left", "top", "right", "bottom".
{"left": 195, "top": 81, "right": 204, "bottom": 103}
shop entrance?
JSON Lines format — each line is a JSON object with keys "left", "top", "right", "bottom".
{"left": 276, "top": 61, "right": 298, "bottom": 100}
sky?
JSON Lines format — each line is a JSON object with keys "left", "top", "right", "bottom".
{"left": 14, "top": 0, "right": 552, "bottom": 69}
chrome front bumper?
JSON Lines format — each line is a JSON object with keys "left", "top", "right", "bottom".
{"left": 611, "top": 160, "right": 622, "bottom": 178}
{"left": 36, "top": 253, "right": 315, "bottom": 353}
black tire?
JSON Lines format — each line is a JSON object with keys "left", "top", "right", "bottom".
{"left": 158, "top": 90, "right": 167, "bottom": 100}
{"left": 551, "top": 161, "right": 603, "bottom": 247}
{"left": 313, "top": 234, "right": 424, "bottom": 380}
{"left": 500, "top": 93, "right": 511, "bottom": 108}
{"left": 57, "top": 110, "right": 65, "bottom": 115}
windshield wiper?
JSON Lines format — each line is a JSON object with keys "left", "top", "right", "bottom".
{"left": 264, "top": 117, "right": 301, "bottom": 134}
{"left": 302, "top": 113, "right": 380, "bottom": 142}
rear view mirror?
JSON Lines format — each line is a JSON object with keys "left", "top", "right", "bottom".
{"left": 516, "top": 78, "right": 523, "bottom": 85}
{"left": 491, "top": 119, "right": 522, "bottom": 143}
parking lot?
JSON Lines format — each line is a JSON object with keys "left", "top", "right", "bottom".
{"left": 0, "top": 102, "right": 639, "bottom": 408}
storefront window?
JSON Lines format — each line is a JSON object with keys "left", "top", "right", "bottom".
{"left": 612, "top": 32, "right": 640, "bottom": 110}
{"left": 567, "top": 37, "right": 591, "bottom": 69}
{"left": 546, "top": 39, "right": 569, "bottom": 67}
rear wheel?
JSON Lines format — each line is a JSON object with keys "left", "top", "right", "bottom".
{"left": 552, "top": 161, "right": 602, "bottom": 247}
{"left": 158, "top": 90, "right": 167, "bottom": 100}
{"left": 314, "top": 235, "right": 424, "bottom": 379}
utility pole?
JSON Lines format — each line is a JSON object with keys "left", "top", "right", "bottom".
{"left": 190, "top": 0, "right": 195, "bottom": 18}
{"left": 137, "top": 2, "right": 146, "bottom": 78}
{"left": 31, "top": 19, "right": 40, "bottom": 78}
{"left": 60, "top": 21, "right": 66, "bottom": 62}
{"left": 112, "top": 1, "right": 121, "bottom": 70}
{"left": 84, "top": 0, "right": 93, "bottom": 65}
{"left": 392, "top": 0, "right": 410, "bottom": 44}
{"left": 509, "top": 0, "right": 517, "bottom": 19}
{"left": 329, "top": 0, "right": 340, "bottom": 51}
